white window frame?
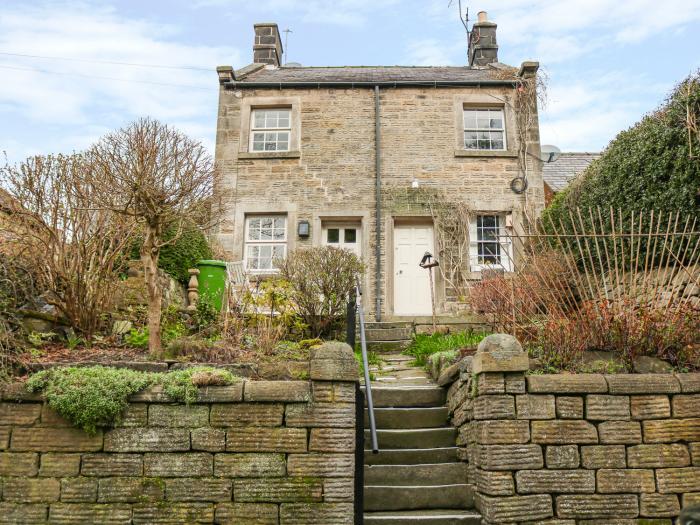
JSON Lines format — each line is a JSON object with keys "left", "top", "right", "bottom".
{"left": 469, "top": 214, "right": 512, "bottom": 272}
{"left": 244, "top": 215, "right": 288, "bottom": 273}
{"left": 463, "top": 108, "right": 507, "bottom": 151}
{"left": 250, "top": 108, "right": 291, "bottom": 152}
{"left": 322, "top": 223, "right": 362, "bottom": 258}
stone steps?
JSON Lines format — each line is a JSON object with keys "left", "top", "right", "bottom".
{"left": 364, "top": 463, "right": 467, "bottom": 486}
{"left": 364, "top": 447, "right": 460, "bottom": 465}
{"left": 365, "top": 407, "right": 449, "bottom": 429}
{"left": 362, "top": 386, "right": 446, "bottom": 408}
{"left": 367, "top": 340, "right": 412, "bottom": 353}
{"left": 364, "top": 484, "right": 474, "bottom": 511}
{"left": 365, "top": 428, "right": 457, "bottom": 449}
{"left": 364, "top": 509, "right": 482, "bottom": 524}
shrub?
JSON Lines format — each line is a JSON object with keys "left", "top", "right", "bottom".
{"left": 160, "top": 366, "right": 238, "bottom": 404}
{"left": 404, "top": 330, "right": 486, "bottom": 367}
{"left": 276, "top": 246, "right": 365, "bottom": 338}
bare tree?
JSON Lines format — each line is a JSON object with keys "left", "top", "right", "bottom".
{"left": 86, "top": 118, "right": 218, "bottom": 357}
{"left": 1, "top": 153, "right": 135, "bottom": 339}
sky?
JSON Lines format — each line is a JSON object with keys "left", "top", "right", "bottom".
{"left": 1, "top": 0, "right": 700, "bottom": 164}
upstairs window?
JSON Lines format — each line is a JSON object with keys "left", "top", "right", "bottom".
{"left": 251, "top": 109, "right": 291, "bottom": 152}
{"left": 245, "top": 215, "right": 287, "bottom": 272}
{"left": 463, "top": 108, "right": 506, "bottom": 151}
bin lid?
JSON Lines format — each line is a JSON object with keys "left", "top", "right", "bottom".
{"left": 196, "top": 259, "right": 228, "bottom": 268}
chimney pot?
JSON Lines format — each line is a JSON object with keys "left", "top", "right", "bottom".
{"left": 477, "top": 11, "right": 488, "bottom": 23}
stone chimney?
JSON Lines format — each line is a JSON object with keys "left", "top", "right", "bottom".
{"left": 253, "top": 23, "right": 283, "bottom": 66}
{"left": 469, "top": 11, "right": 498, "bottom": 66}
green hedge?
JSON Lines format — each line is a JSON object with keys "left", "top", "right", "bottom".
{"left": 543, "top": 72, "right": 700, "bottom": 232}
{"left": 131, "top": 225, "right": 212, "bottom": 283}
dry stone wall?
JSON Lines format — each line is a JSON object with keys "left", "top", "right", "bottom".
{"left": 446, "top": 335, "right": 700, "bottom": 524}
{"left": 0, "top": 343, "right": 359, "bottom": 524}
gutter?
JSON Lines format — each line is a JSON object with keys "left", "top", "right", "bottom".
{"left": 374, "top": 85, "right": 382, "bottom": 322}
{"left": 224, "top": 79, "right": 519, "bottom": 89}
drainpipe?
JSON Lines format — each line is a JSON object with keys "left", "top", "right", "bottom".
{"left": 374, "top": 85, "right": 382, "bottom": 322}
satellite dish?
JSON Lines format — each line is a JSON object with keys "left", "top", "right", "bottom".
{"left": 540, "top": 145, "right": 561, "bottom": 163}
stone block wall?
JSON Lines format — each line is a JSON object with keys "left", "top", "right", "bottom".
{"left": 447, "top": 340, "right": 700, "bottom": 524}
{"left": 0, "top": 344, "right": 359, "bottom": 524}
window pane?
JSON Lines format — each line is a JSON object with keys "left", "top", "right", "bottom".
{"left": 327, "top": 228, "right": 340, "bottom": 243}
{"left": 272, "top": 245, "right": 285, "bottom": 260}
{"left": 490, "top": 116, "right": 503, "bottom": 129}
{"left": 463, "top": 110, "right": 477, "bottom": 129}
{"left": 477, "top": 116, "right": 490, "bottom": 129}
{"left": 253, "top": 112, "right": 266, "bottom": 128}
{"left": 344, "top": 229, "right": 357, "bottom": 243}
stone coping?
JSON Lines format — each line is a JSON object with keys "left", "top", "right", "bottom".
{"left": 526, "top": 373, "right": 700, "bottom": 394}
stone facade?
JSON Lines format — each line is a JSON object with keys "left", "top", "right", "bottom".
{"left": 445, "top": 338, "right": 700, "bottom": 524}
{"left": 214, "top": 22, "right": 544, "bottom": 319}
{"left": 0, "top": 344, "right": 359, "bottom": 524}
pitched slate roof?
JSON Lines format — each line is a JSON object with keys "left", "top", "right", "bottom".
{"left": 542, "top": 152, "right": 601, "bottom": 192}
{"left": 236, "top": 65, "right": 507, "bottom": 84}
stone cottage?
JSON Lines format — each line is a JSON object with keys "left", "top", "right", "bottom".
{"left": 214, "top": 12, "right": 544, "bottom": 320}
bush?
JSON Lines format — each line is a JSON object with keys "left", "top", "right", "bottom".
{"left": 130, "top": 225, "right": 211, "bottom": 283}
{"left": 404, "top": 330, "right": 486, "bottom": 367}
{"left": 276, "top": 246, "right": 364, "bottom": 338}
{"left": 160, "top": 366, "right": 238, "bottom": 404}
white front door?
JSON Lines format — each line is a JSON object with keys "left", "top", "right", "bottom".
{"left": 393, "top": 223, "right": 434, "bottom": 316}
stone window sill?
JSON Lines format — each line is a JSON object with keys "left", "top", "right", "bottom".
{"left": 454, "top": 149, "right": 518, "bottom": 158}
{"left": 238, "top": 151, "right": 301, "bottom": 160}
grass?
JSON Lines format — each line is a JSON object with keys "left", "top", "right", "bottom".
{"left": 404, "top": 330, "right": 487, "bottom": 367}
{"left": 355, "top": 350, "right": 381, "bottom": 381}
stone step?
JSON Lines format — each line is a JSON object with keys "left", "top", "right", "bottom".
{"left": 371, "top": 377, "right": 435, "bottom": 387}
{"left": 382, "top": 354, "right": 414, "bottom": 363}
{"left": 364, "top": 463, "right": 468, "bottom": 486}
{"left": 363, "top": 387, "right": 446, "bottom": 408}
{"left": 364, "top": 510, "right": 482, "bottom": 525}
{"left": 365, "top": 428, "right": 456, "bottom": 449}
{"left": 364, "top": 322, "right": 414, "bottom": 330}
{"left": 364, "top": 448, "right": 459, "bottom": 466}
{"left": 364, "top": 327, "right": 414, "bottom": 341}
{"left": 366, "top": 407, "right": 449, "bottom": 429}
{"left": 367, "top": 340, "right": 412, "bottom": 353}
{"left": 364, "top": 484, "right": 473, "bottom": 512}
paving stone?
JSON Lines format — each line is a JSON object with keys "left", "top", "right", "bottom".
{"left": 580, "top": 445, "right": 626, "bottom": 469}
{"left": 474, "top": 394, "right": 515, "bottom": 419}
{"left": 214, "top": 453, "right": 286, "bottom": 478}
{"left": 598, "top": 421, "right": 642, "bottom": 444}
{"left": 517, "top": 395, "right": 555, "bottom": 420}
{"left": 244, "top": 381, "right": 311, "bottom": 402}
{"left": 11, "top": 427, "right": 103, "bottom": 452}
{"left": 148, "top": 404, "right": 210, "bottom": 427}
{"left": 476, "top": 420, "right": 530, "bottom": 444}
{"left": 656, "top": 467, "right": 700, "bottom": 493}
{"left": 545, "top": 445, "right": 580, "bottom": 469}
{"left": 0, "top": 503, "right": 48, "bottom": 523}
{"left": 643, "top": 418, "right": 700, "bottom": 443}
{"left": 323, "top": 477, "right": 354, "bottom": 502}
{"left": 631, "top": 395, "right": 671, "bottom": 419}
{"left": 556, "top": 397, "right": 584, "bottom": 419}
{"left": 672, "top": 395, "right": 700, "bottom": 418}
{"left": 49, "top": 503, "right": 132, "bottom": 524}
{"left": 639, "top": 493, "right": 680, "bottom": 517}
{"left": 191, "top": 428, "right": 226, "bottom": 451}
{"left": 516, "top": 469, "right": 594, "bottom": 493}
{"left": 606, "top": 374, "right": 680, "bottom": 394}
{"left": 104, "top": 428, "right": 190, "bottom": 452}
{"left": 39, "top": 453, "right": 81, "bottom": 477}
{"left": 2, "top": 478, "right": 60, "bottom": 503}
{"left": 312, "top": 382, "right": 356, "bottom": 403}
{"left": 210, "top": 403, "right": 284, "bottom": 427}
{"left": 234, "top": 477, "right": 323, "bottom": 503}
{"left": 474, "top": 468, "right": 515, "bottom": 495}
{"left": 280, "top": 502, "right": 353, "bottom": 524}
{"left": 97, "top": 477, "right": 163, "bottom": 503}
{"left": 597, "top": 468, "right": 655, "bottom": 493}
{"left": 556, "top": 494, "right": 639, "bottom": 519}
{"left": 309, "top": 428, "right": 355, "bottom": 452}
{"left": 81, "top": 453, "right": 143, "bottom": 476}
{"left": 475, "top": 444, "right": 544, "bottom": 470}
{"left": 285, "top": 403, "right": 355, "bottom": 428}
{"left": 627, "top": 444, "right": 690, "bottom": 468}
{"left": 287, "top": 453, "right": 353, "bottom": 477}
{"left": 143, "top": 452, "right": 212, "bottom": 477}
{"left": 226, "top": 427, "right": 307, "bottom": 452}
{"left": 478, "top": 494, "right": 553, "bottom": 523}
{"left": 585, "top": 395, "right": 630, "bottom": 420}
{"left": 215, "top": 502, "right": 279, "bottom": 524}
{"left": 0, "top": 452, "right": 39, "bottom": 476}
{"left": 528, "top": 375, "right": 607, "bottom": 394}
{"left": 165, "top": 477, "right": 232, "bottom": 502}
{"left": 531, "top": 420, "right": 598, "bottom": 444}
{"left": 132, "top": 502, "right": 214, "bottom": 524}
{"left": 0, "top": 402, "right": 41, "bottom": 425}
{"left": 60, "top": 477, "right": 98, "bottom": 502}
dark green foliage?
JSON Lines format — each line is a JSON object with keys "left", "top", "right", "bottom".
{"left": 543, "top": 72, "right": 700, "bottom": 234}
{"left": 130, "top": 225, "right": 211, "bottom": 283}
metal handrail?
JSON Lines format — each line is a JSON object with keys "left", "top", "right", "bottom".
{"left": 356, "top": 276, "right": 378, "bottom": 454}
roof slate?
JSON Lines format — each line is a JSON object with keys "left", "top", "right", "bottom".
{"left": 236, "top": 65, "right": 506, "bottom": 84}
{"left": 542, "top": 152, "right": 601, "bottom": 192}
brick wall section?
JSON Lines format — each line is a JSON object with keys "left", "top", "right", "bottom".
{"left": 447, "top": 364, "right": 700, "bottom": 524}
{"left": 0, "top": 343, "right": 359, "bottom": 524}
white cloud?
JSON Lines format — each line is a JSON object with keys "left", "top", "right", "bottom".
{"left": 404, "top": 38, "right": 461, "bottom": 66}
{"left": 0, "top": 2, "right": 241, "bottom": 161}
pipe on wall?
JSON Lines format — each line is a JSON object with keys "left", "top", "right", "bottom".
{"left": 374, "top": 85, "right": 382, "bottom": 322}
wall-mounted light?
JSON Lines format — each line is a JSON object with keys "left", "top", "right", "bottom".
{"left": 411, "top": 179, "right": 420, "bottom": 189}
{"left": 297, "top": 220, "right": 310, "bottom": 238}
